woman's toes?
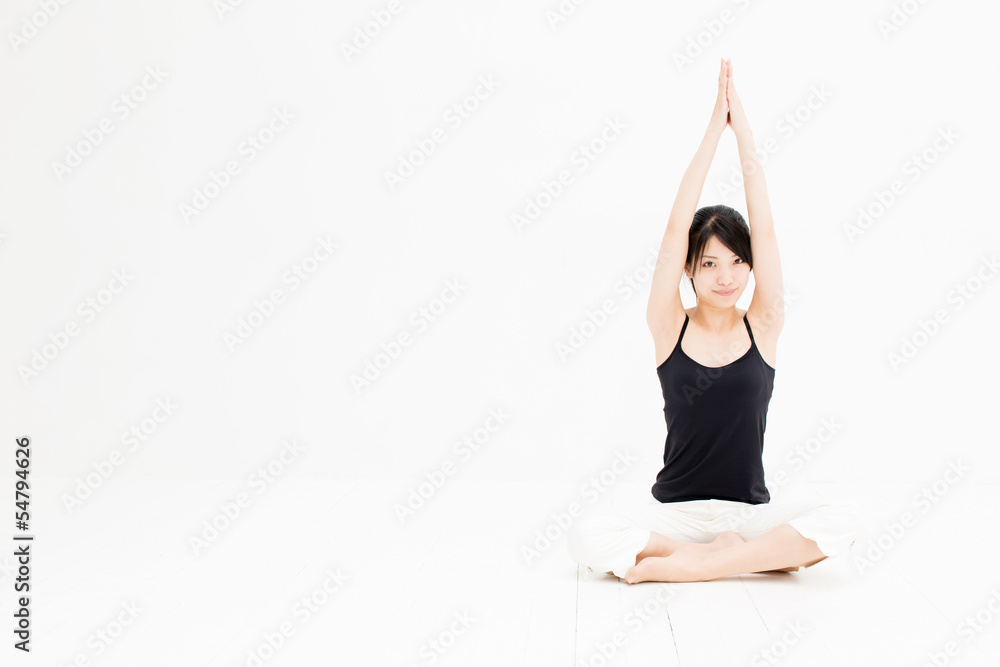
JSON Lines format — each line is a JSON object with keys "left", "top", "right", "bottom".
{"left": 625, "top": 558, "right": 656, "bottom": 584}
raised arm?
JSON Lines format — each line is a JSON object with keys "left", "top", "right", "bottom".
{"left": 646, "top": 59, "right": 730, "bottom": 334}
{"left": 725, "top": 61, "right": 785, "bottom": 336}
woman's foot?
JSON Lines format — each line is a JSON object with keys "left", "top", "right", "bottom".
{"left": 630, "top": 530, "right": 748, "bottom": 573}
{"left": 624, "top": 532, "right": 803, "bottom": 581}
{"left": 624, "top": 533, "right": 746, "bottom": 582}
{"left": 625, "top": 548, "right": 711, "bottom": 583}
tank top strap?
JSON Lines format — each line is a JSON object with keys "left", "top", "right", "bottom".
{"left": 675, "top": 313, "right": 690, "bottom": 350}
{"left": 742, "top": 313, "right": 755, "bottom": 344}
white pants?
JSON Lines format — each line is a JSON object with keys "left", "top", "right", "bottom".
{"left": 566, "top": 492, "right": 867, "bottom": 579}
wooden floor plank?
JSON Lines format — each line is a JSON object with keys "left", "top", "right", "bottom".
{"left": 574, "top": 566, "right": 633, "bottom": 666}
{"left": 656, "top": 581, "right": 737, "bottom": 667}
{"left": 705, "top": 577, "right": 773, "bottom": 666}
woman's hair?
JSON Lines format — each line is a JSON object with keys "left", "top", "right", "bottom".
{"left": 686, "top": 205, "right": 753, "bottom": 297}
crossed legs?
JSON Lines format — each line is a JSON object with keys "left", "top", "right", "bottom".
{"left": 571, "top": 496, "right": 861, "bottom": 582}
{"left": 621, "top": 524, "right": 827, "bottom": 583}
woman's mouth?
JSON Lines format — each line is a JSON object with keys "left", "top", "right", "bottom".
{"left": 715, "top": 289, "right": 735, "bottom": 296}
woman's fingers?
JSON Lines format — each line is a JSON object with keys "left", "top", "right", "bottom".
{"left": 723, "top": 60, "right": 735, "bottom": 104}
{"left": 726, "top": 62, "right": 738, "bottom": 104}
{"left": 717, "top": 60, "right": 727, "bottom": 107}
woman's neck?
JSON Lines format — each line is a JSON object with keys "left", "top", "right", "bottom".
{"left": 691, "top": 304, "right": 740, "bottom": 334}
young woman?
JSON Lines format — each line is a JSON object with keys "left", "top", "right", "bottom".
{"left": 566, "top": 59, "right": 865, "bottom": 583}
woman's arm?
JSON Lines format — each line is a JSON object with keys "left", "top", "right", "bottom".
{"left": 646, "top": 59, "right": 729, "bottom": 334}
{"left": 727, "top": 61, "right": 785, "bottom": 335}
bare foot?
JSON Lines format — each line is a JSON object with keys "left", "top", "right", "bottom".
{"left": 625, "top": 549, "right": 710, "bottom": 584}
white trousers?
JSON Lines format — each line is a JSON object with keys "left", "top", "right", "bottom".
{"left": 566, "top": 492, "right": 867, "bottom": 579}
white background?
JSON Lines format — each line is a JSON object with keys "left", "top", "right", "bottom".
{"left": 1, "top": 0, "right": 998, "bottom": 665}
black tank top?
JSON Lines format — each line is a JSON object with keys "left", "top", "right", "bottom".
{"left": 651, "top": 312, "right": 774, "bottom": 505}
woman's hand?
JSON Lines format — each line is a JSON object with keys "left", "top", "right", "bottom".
{"left": 708, "top": 57, "right": 729, "bottom": 135}
{"left": 725, "top": 60, "right": 752, "bottom": 138}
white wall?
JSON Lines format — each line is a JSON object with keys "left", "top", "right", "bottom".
{"left": 2, "top": 0, "right": 997, "bottom": 502}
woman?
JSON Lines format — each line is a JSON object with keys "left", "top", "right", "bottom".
{"left": 566, "top": 59, "right": 865, "bottom": 583}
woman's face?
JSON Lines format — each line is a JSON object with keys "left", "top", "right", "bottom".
{"left": 685, "top": 235, "right": 751, "bottom": 305}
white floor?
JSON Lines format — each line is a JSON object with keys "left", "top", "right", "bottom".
{"left": 16, "top": 477, "right": 999, "bottom": 666}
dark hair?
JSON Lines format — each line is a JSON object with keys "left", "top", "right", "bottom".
{"left": 686, "top": 204, "right": 752, "bottom": 297}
